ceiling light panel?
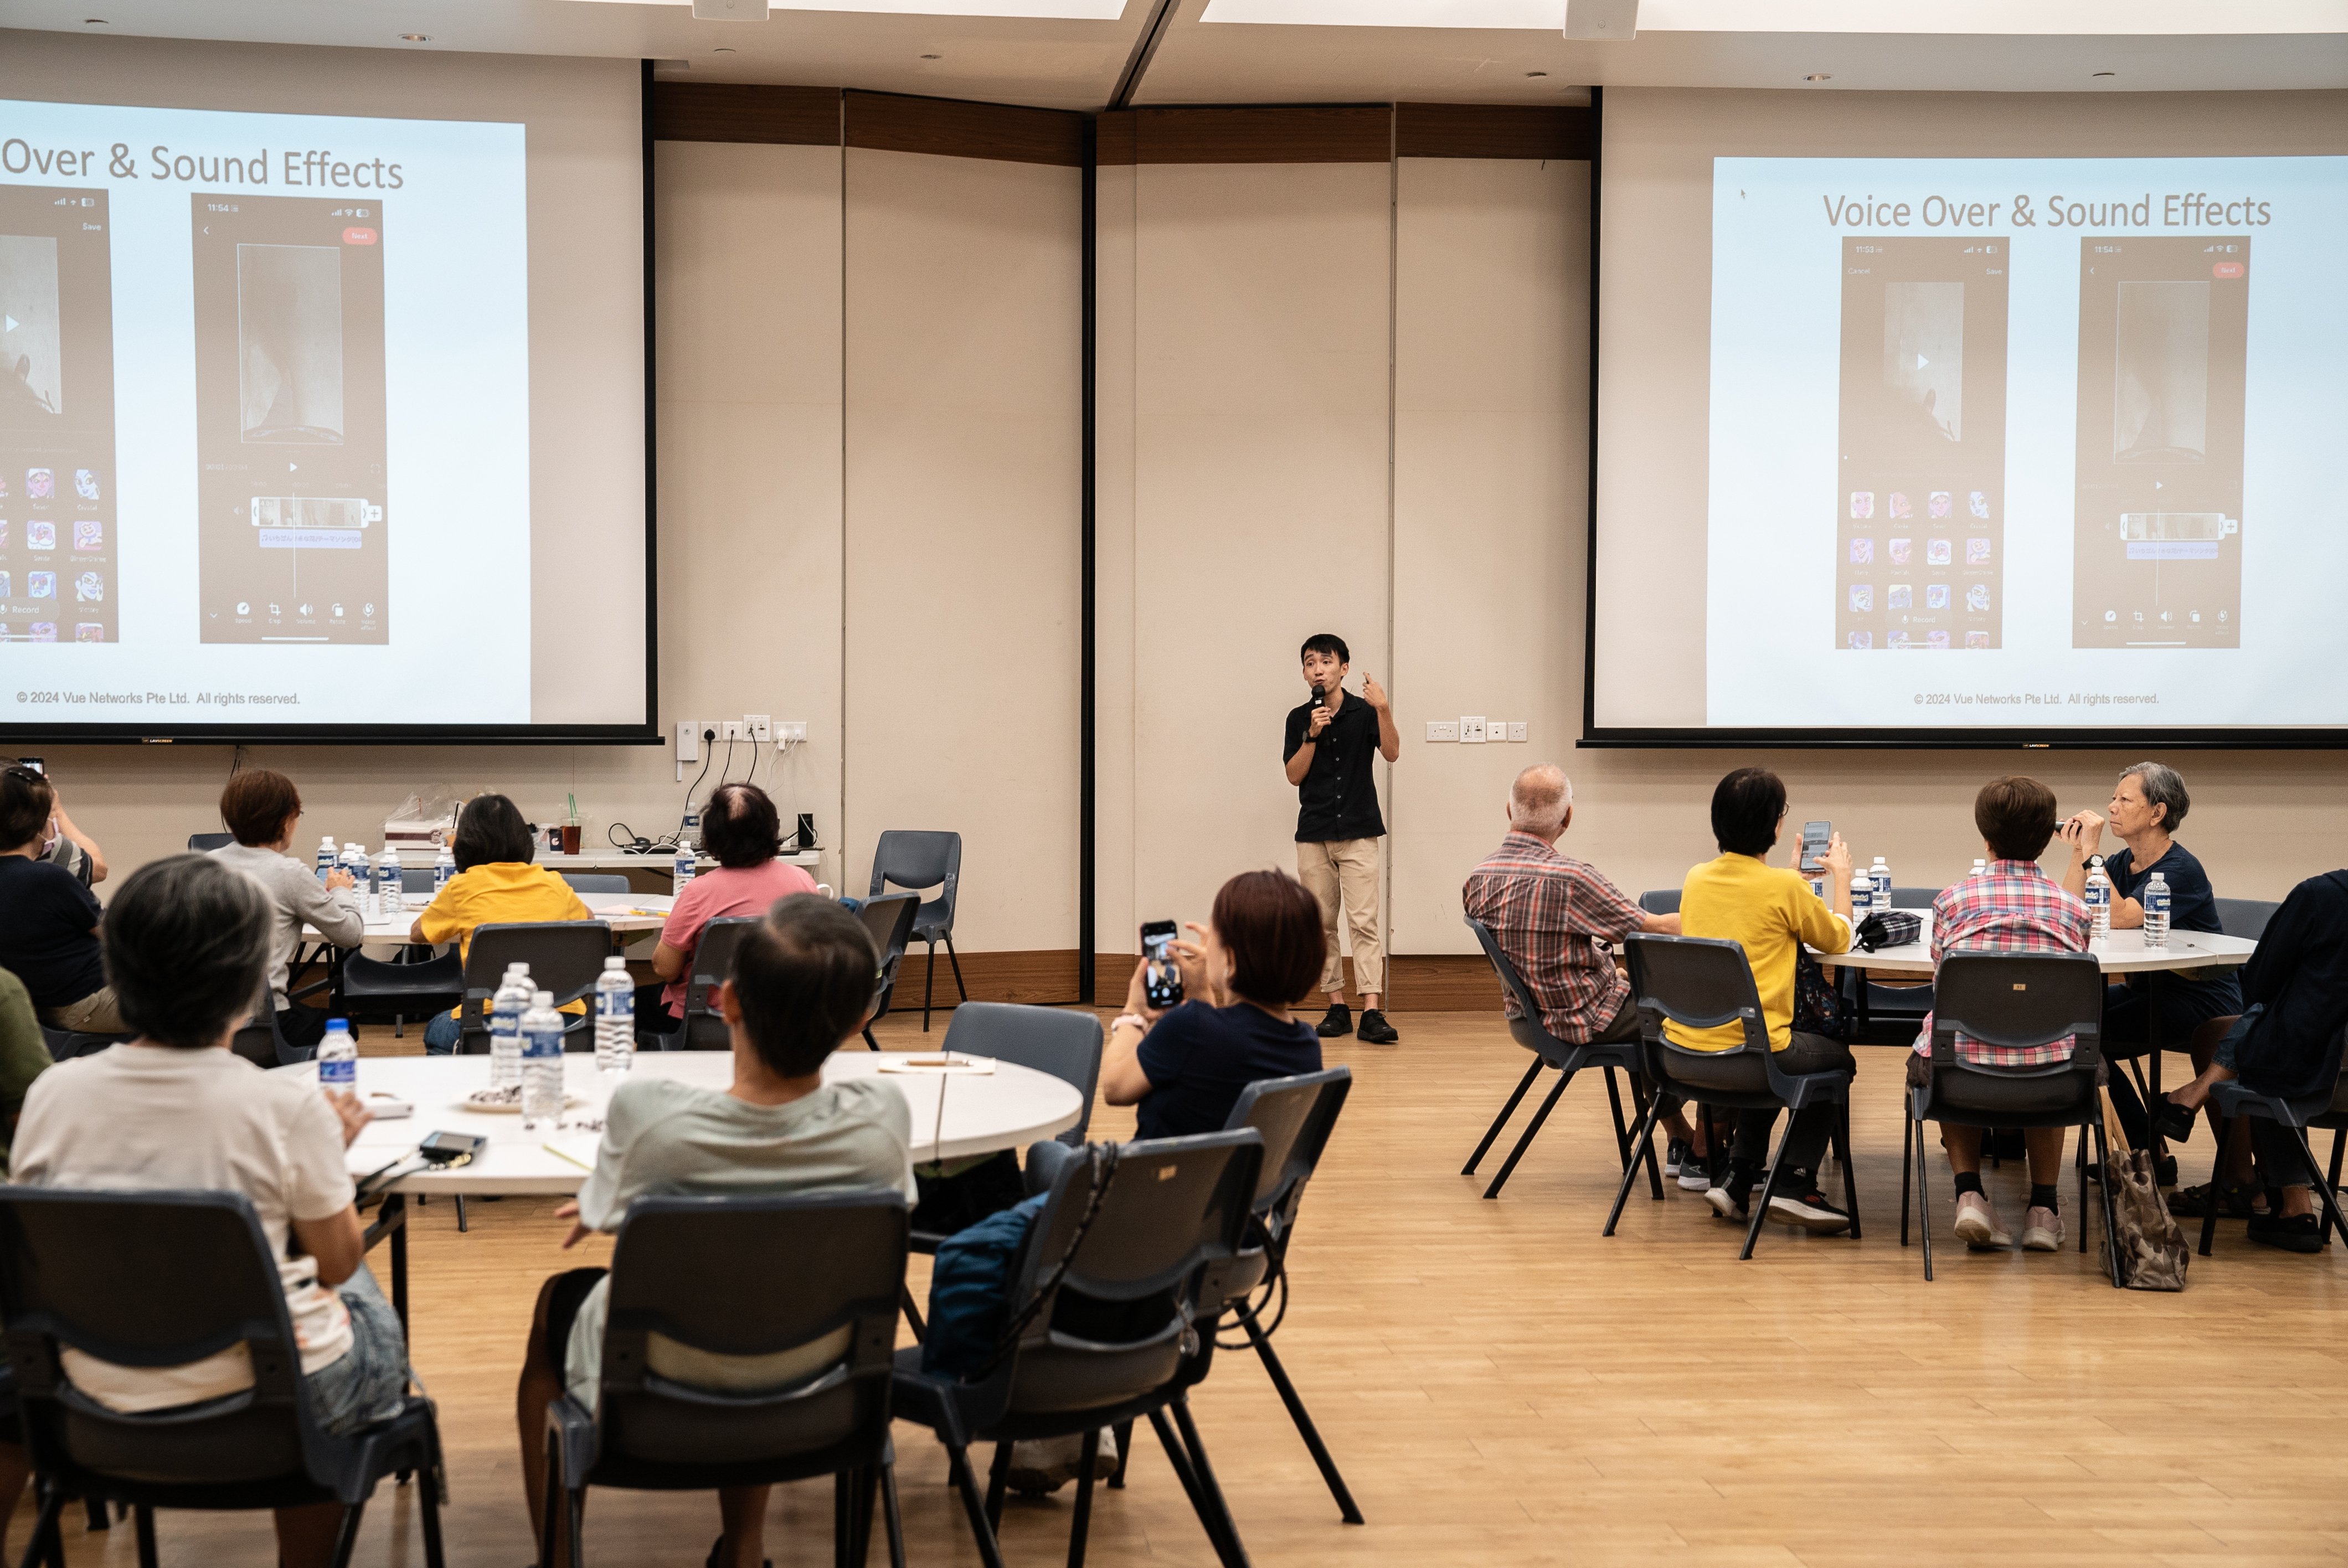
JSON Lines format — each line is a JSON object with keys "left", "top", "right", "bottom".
{"left": 1200, "top": 0, "right": 2348, "bottom": 31}
{"left": 565, "top": 0, "right": 1129, "bottom": 19}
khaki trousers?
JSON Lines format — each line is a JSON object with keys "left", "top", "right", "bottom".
{"left": 1296, "top": 838, "right": 1384, "bottom": 1000}
{"left": 42, "top": 984, "right": 127, "bottom": 1035}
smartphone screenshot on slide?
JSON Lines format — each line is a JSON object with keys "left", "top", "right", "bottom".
{"left": 192, "top": 193, "right": 388, "bottom": 645}
{"left": 2072, "top": 236, "right": 2248, "bottom": 649}
{"left": 1834, "top": 236, "right": 2008, "bottom": 653}
{"left": 0, "top": 185, "right": 115, "bottom": 645}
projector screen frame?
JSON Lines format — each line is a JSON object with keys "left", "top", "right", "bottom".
{"left": 0, "top": 55, "right": 662, "bottom": 749}
{"left": 1576, "top": 85, "right": 2348, "bottom": 753}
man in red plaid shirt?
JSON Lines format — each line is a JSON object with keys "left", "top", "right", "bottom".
{"left": 1464, "top": 766, "right": 1694, "bottom": 1168}
{"left": 1908, "top": 776, "right": 2093, "bottom": 1255}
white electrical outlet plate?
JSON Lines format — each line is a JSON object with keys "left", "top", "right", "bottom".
{"left": 675, "top": 721, "right": 701, "bottom": 763}
{"left": 1507, "top": 721, "right": 1528, "bottom": 742}
{"left": 779, "top": 721, "right": 807, "bottom": 742}
{"left": 720, "top": 720, "right": 747, "bottom": 742}
{"left": 1425, "top": 719, "right": 1459, "bottom": 742}
{"left": 746, "top": 714, "right": 773, "bottom": 742}
{"left": 1460, "top": 716, "right": 1487, "bottom": 744}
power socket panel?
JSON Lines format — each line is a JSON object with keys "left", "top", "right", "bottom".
{"left": 1507, "top": 721, "right": 1528, "bottom": 742}
{"left": 1460, "top": 716, "right": 1487, "bottom": 744}
{"left": 720, "top": 720, "right": 747, "bottom": 742}
{"left": 746, "top": 714, "right": 773, "bottom": 742}
{"left": 1425, "top": 719, "right": 1459, "bottom": 742}
{"left": 779, "top": 721, "right": 807, "bottom": 743}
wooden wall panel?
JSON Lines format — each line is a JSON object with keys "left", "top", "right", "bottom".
{"left": 1395, "top": 102, "right": 1591, "bottom": 161}
{"left": 845, "top": 90, "right": 1086, "bottom": 166}
{"left": 1099, "top": 106, "right": 1392, "bottom": 165}
{"left": 651, "top": 82, "right": 840, "bottom": 145}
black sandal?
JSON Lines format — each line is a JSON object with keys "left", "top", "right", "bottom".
{"left": 2152, "top": 1097, "right": 2198, "bottom": 1143}
{"left": 706, "top": 1538, "right": 773, "bottom": 1568}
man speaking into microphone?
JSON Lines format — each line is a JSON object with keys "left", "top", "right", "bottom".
{"left": 1283, "top": 633, "right": 1402, "bottom": 1044}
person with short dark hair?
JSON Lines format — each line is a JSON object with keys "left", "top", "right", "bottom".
{"left": 2056, "top": 761, "right": 2242, "bottom": 1159}
{"left": 647, "top": 782, "right": 818, "bottom": 1034}
{"left": 210, "top": 767, "right": 365, "bottom": 1052}
{"left": 1284, "top": 632, "right": 1402, "bottom": 1045}
{"left": 1093, "top": 869, "right": 1325, "bottom": 1143}
{"left": 514, "top": 894, "right": 913, "bottom": 1568}
{"left": 1908, "top": 776, "right": 2094, "bottom": 1254}
{"left": 10, "top": 855, "right": 403, "bottom": 1568}
{"left": 1675, "top": 767, "right": 1858, "bottom": 1232}
{"left": 0, "top": 763, "right": 122, "bottom": 1033}
{"left": 408, "top": 793, "right": 591, "bottom": 1054}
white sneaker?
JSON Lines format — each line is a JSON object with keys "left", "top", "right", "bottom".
{"left": 2020, "top": 1205, "right": 2063, "bottom": 1252}
{"left": 1005, "top": 1428, "right": 1120, "bottom": 1494}
{"left": 1952, "top": 1190, "right": 2011, "bottom": 1250}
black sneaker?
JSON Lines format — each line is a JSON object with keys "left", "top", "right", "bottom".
{"left": 1315, "top": 1003, "right": 1353, "bottom": 1038}
{"left": 1705, "top": 1164, "right": 1754, "bottom": 1220}
{"left": 1665, "top": 1138, "right": 1690, "bottom": 1177}
{"left": 1766, "top": 1181, "right": 1855, "bottom": 1235}
{"left": 1356, "top": 1009, "right": 1399, "bottom": 1045}
{"left": 2247, "top": 1212, "right": 2326, "bottom": 1254}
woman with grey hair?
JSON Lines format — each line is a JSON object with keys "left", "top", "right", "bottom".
{"left": 2057, "top": 761, "right": 2244, "bottom": 1176}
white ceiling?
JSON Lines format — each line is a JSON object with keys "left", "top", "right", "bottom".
{"left": 3, "top": 0, "right": 2345, "bottom": 111}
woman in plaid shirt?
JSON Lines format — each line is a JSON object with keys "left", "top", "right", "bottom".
{"left": 1908, "top": 777, "right": 2094, "bottom": 1254}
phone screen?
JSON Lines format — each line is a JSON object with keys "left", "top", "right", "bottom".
{"left": 1141, "top": 920, "right": 1183, "bottom": 1009}
{"left": 16, "top": 758, "right": 43, "bottom": 775}
{"left": 1799, "top": 820, "right": 1831, "bottom": 871}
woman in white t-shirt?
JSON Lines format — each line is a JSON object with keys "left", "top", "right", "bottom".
{"left": 10, "top": 854, "right": 408, "bottom": 1568}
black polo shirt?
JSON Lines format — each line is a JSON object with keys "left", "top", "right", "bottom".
{"left": 1283, "top": 689, "right": 1386, "bottom": 843}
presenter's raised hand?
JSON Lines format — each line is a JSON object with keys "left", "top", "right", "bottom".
{"left": 1362, "top": 673, "right": 1389, "bottom": 712}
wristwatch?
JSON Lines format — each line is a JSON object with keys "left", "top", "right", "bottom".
{"left": 1110, "top": 1012, "right": 1150, "bottom": 1035}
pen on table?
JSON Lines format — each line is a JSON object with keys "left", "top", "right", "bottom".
{"left": 543, "top": 1142, "right": 594, "bottom": 1172}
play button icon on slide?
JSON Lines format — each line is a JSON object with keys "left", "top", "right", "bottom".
{"left": 3, "top": 315, "right": 16, "bottom": 333}
{"left": 1914, "top": 353, "right": 1929, "bottom": 369}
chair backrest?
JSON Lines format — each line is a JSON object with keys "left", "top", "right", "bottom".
{"left": 936, "top": 1003, "right": 1104, "bottom": 1144}
{"left": 187, "top": 832, "right": 234, "bottom": 853}
{"left": 457, "top": 920, "right": 613, "bottom": 1050}
{"left": 1622, "top": 933, "right": 1775, "bottom": 1097}
{"left": 2215, "top": 897, "right": 2281, "bottom": 941}
{"left": 400, "top": 866, "right": 436, "bottom": 895}
{"left": 0, "top": 1189, "right": 330, "bottom": 1488}
{"left": 1923, "top": 951, "right": 2108, "bottom": 1113}
{"left": 866, "top": 831, "right": 961, "bottom": 926}
{"left": 595, "top": 1193, "right": 906, "bottom": 1470}
{"left": 561, "top": 873, "right": 631, "bottom": 895}
{"left": 682, "top": 916, "right": 761, "bottom": 1051}
{"left": 1223, "top": 1067, "right": 1351, "bottom": 1236}
{"left": 854, "top": 894, "right": 921, "bottom": 1024}
{"left": 1888, "top": 886, "right": 1937, "bottom": 910}
{"left": 988, "top": 1130, "right": 1261, "bottom": 1420}
{"left": 1462, "top": 914, "right": 1605, "bottom": 1059}
{"left": 1638, "top": 889, "right": 1681, "bottom": 916}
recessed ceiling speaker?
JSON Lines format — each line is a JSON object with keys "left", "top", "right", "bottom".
{"left": 692, "top": 0, "right": 769, "bottom": 18}
{"left": 1564, "top": 0, "right": 1636, "bottom": 40}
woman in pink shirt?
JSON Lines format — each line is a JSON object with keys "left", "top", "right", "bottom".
{"left": 648, "top": 783, "right": 818, "bottom": 1031}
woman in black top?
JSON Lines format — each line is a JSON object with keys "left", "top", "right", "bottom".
{"left": 0, "top": 766, "right": 120, "bottom": 1033}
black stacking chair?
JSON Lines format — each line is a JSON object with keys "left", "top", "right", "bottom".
{"left": 2196, "top": 1024, "right": 2348, "bottom": 1258}
{"left": 854, "top": 894, "right": 921, "bottom": 1050}
{"left": 454, "top": 921, "right": 614, "bottom": 1053}
{"left": 541, "top": 1193, "right": 909, "bottom": 1568}
{"left": 0, "top": 1189, "right": 446, "bottom": 1568}
{"left": 867, "top": 832, "right": 965, "bottom": 1030}
{"left": 1638, "top": 890, "right": 1680, "bottom": 916}
{"left": 1848, "top": 886, "right": 1938, "bottom": 1034}
{"left": 680, "top": 916, "right": 760, "bottom": 1051}
{"left": 37, "top": 1025, "right": 128, "bottom": 1063}
{"left": 2215, "top": 898, "right": 2282, "bottom": 941}
{"left": 186, "top": 832, "right": 234, "bottom": 852}
{"left": 558, "top": 873, "right": 630, "bottom": 895}
{"left": 893, "top": 1130, "right": 1263, "bottom": 1568}
{"left": 1900, "top": 952, "right": 2119, "bottom": 1285}
{"left": 1462, "top": 915, "right": 1662, "bottom": 1203}
{"left": 1606, "top": 934, "right": 1860, "bottom": 1258}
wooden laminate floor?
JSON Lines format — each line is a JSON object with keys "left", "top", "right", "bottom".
{"left": 29, "top": 1009, "right": 2348, "bottom": 1566}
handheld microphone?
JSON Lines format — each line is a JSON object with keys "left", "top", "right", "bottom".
{"left": 1312, "top": 683, "right": 1327, "bottom": 708}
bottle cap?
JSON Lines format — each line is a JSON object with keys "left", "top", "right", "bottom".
{"left": 325, "top": 1019, "right": 350, "bottom": 1033}
{"left": 533, "top": 991, "right": 555, "bottom": 1007}
{"left": 322, "top": 836, "right": 334, "bottom": 846}
{"left": 605, "top": 956, "right": 626, "bottom": 969}
{"left": 507, "top": 962, "right": 529, "bottom": 976}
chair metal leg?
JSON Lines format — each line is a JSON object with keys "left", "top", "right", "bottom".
{"left": 418, "top": 1441, "right": 450, "bottom": 1568}
{"left": 945, "top": 935, "right": 969, "bottom": 1003}
{"left": 1464, "top": 1060, "right": 1543, "bottom": 1175}
{"left": 863, "top": 1025, "right": 881, "bottom": 1050}
{"left": 881, "top": 1464, "right": 909, "bottom": 1568}
{"left": 2199, "top": 1117, "right": 2231, "bottom": 1258}
{"left": 2092, "top": 1121, "right": 2125, "bottom": 1288}
{"left": 1627, "top": 1074, "right": 1665, "bottom": 1200}
{"left": 1482, "top": 1069, "right": 1573, "bottom": 1200}
{"left": 1833, "top": 1101, "right": 1862, "bottom": 1240}
{"left": 921, "top": 942, "right": 938, "bottom": 1032}
{"left": 1603, "top": 1093, "right": 1663, "bottom": 1237}
{"left": 2291, "top": 1128, "right": 2348, "bottom": 1251}
{"left": 946, "top": 1446, "right": 1009, "bottom": 1568}
{"left": 1171, "top": 1398, "right": 1255, "bottom": 1568}
{"left": 1739, "top": 1111, "right": 1796, "bottom": 1261}
{"left": 1146, "top": 1409, "right": 1244, "bottom": 1568}
{"left": 2078, "top": 1121, "right": 2091, "bottom": 1254}
{"left": 1603, "top": 1067, "right": 1630, "bottom": 1167}
{"left": 985, "top": 1440, "right": 1011, "bottom": 1530}
{"left": 134, "top": 1505, "right": 158, "bottom": 1568}
{"left": 1243, "top": 1312, "right": 1363, "bottom": 1524}
{"left": 14, "top": 1484, "right": 62, "bottom": 1568}
{"left": 455, "top": 1194, "right": 469, "bottom": 1234}
{"left": 1066, "top": 1428, "right": 1102, "bottom": 1568}
{"left": 1915, "top": 1112, "right": 1934, "bottom": 1282}
{"left": 2327, "top": 1129, "right": 2348, "bottom": 1249}
{"left": 1900, "top": 1109, "right": 1913, "bottom": 1247}
{"left": 539, "top": 1430, "right": 564, "bottom": 1568}
{"left": 81, "top": 1497, "right": 107, "bottom": 1532}
{"left": 900, "top": 1283, "right": 927, "bottom": 1342}
{"left": 327, "top": 1502, "right": 367, "bottom": 1568}
{"left": 833, "top": 1468, "right": 852, "bottom": 1568}
{"left": 1109, "top": 1419, "right": 1134, "bottom": 1488}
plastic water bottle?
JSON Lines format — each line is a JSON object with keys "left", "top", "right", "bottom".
{"left": 372, "top": 847, "right": 399, "bottom": 920}
{"left": 1850, "top": 870, "right": 1874, "bottom": 919}
{"left": 317, "top": 1018, "right": 357, "bottom": 1096}
{"left": 434, "top": 839, "right": 456, "bottom": 892}
{"left": 1971, "top": 857, "right": 1987, "bottom": 878}
{"left": 520, "top": 989, "right": 565, "bottom": 1130}
{"left": 595, "top": 956, "right": 634, "bottom": 1076}
{"left": 2143, "top": 871, "right": 2171, "bottom": 948}
{"left": 339, "top": 841, "right": 368, "bottom": 901}
{"left": 673, "top": 841, "right": 696, "bottom": 889}
{"left": 2084, "top": 855, "right": 2113, "bottom": 940}
{"left": 490, "top": 963, "right": 533, "bottom": 1092}
{"left": 316, "top": 835, "right": 338, "bottom": 885}
{"left": 1870, "top": 855, "right": 1892, "bottom": 909}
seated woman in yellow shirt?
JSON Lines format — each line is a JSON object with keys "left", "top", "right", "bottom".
{"left": 1671, "top": 766, "right": 1856, "bottom": 1233}
{"left": 410, "top": 793, "right": 591, "bottom": 1055}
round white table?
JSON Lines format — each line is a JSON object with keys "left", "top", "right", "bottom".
{"left": 1817, "top": 910, "right": 2259, "bottom": 976}
{"left": 278, "top": 1049, "right": 1086, "bottom": 1196}
{"left": 302, "top": 893, "right": 674, "bottom": 952}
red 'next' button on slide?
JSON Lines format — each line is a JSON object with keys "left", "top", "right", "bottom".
{"left": 343, "top": 227, "right": 377, "bottom": 245}
{"left": 2213, "top": 261, "right": 2245, "bottom": 278}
